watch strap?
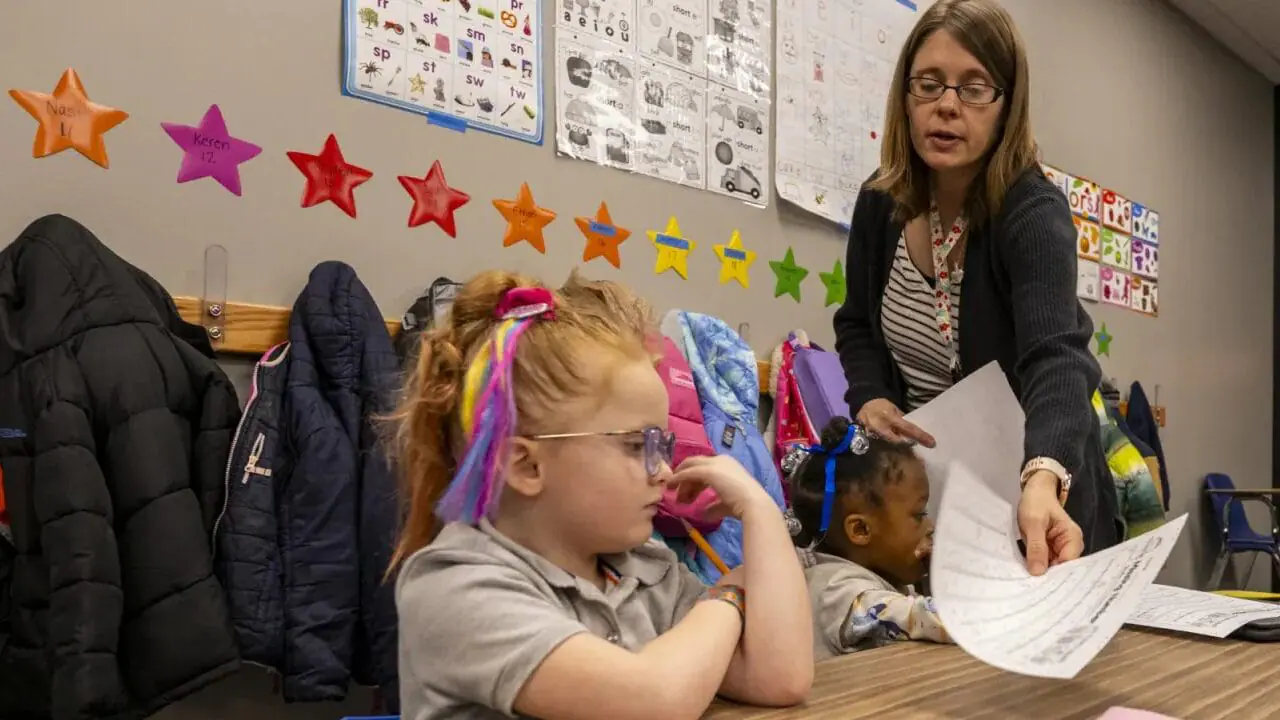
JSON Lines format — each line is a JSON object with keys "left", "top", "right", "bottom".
{"left": 1020, "top": 457, "right": 1071, "bottom": 506}
{"left": 702, "top": 583, "right": 747, "bottom": 619}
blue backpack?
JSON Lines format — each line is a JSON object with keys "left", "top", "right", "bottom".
{"left": 670, "top": 311, "right": 785, "bottom": 580}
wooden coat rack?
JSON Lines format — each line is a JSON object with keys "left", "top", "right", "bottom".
{"left": 174, "top": 297, "right": 775, "bottom": 393}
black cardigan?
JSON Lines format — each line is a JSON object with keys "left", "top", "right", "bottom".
{"left": 833, "top": 168, "right": 1121, "bottom": 554}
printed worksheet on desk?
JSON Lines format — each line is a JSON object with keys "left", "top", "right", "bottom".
{"left": 1128, "top": 584, "right": 1280, "bottom": 638}
{"left": 343, "top": 0, "right": 544, "bottom": 144}
{"left": 930, "top": 462, "right": 1187, "bottom": 679}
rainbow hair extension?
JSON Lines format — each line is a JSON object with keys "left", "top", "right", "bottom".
{"left": 436, "top": 288, "right": 556, "bottom": 524}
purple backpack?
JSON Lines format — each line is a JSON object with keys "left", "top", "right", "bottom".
{"left": 793, "top": 346, "right": 851, "bottom": 432}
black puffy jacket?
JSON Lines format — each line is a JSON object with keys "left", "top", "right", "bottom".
{"left": 216, "top": 262, "right": 399, "bottom": 706}
{"left": 0, "top": 215, "right": 242, "bottom": 719}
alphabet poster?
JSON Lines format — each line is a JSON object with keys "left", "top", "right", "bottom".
{"left": 553, "top": 0, "right": 774, "bottom": 206}
{"left": 342, "top": 0, "right": 545, "bottom": 144}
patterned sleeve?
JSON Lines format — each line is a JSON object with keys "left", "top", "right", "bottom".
{"left": 814, "top": 567, "right": 951, "bottom": 653}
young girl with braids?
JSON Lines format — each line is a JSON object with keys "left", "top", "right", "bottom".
{"left": 786, "top": 416, "right": 953, "bottom": 660}
{"left": 389, "top": 270, "right": 813, "bottom": 720}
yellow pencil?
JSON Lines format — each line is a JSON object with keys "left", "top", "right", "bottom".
{"left": 680, "top": 517, "right": 731, "bottom": 576}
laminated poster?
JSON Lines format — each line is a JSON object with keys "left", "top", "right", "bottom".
{"left": 774, "top": 0, "right": 917, "bottom": 226}
{"left": 342, "top": 0, "right": 544, "bottom": 144}
{"left": 553, "top": 0, "right": 773, "bottom": 206}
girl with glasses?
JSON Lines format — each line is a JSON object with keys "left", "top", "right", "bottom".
{"left": 387, "top": 270, "right": 813, "bottom": 720}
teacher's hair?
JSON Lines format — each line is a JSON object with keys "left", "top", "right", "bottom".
{"left": 868, "top": 0, "right": 1040, "bottom": 226}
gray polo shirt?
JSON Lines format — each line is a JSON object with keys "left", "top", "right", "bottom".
{"left": 396, "top": 520, "right": 708, "bottom": 719}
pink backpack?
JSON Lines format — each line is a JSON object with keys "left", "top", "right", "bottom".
{"left": 654, "top": 337, "right": 723, "bottom": 537}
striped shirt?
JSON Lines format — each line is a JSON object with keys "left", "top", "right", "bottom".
{"left": 879, "top": 232, "right": 961, "bottom": 411}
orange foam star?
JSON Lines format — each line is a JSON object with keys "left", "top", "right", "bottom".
{"left": 575, "top": 202, "right": 630, "bottom": 269}
{"left": 493, "top": 182, "right": 557, "bottom": 253}
{"left": 9, "top": 68, "right": 129, "bottom": 168}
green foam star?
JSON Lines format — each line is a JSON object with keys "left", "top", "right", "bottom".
{"left": 819, "top": 259, "right": 846, "bottom": 307}
{"left": 1095, "top": 323, "right": 1112, "bottom": 357}
{"left": 769, "top": 247, "right": 809, "bottom": 303}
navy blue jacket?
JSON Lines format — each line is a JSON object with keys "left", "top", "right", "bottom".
{"left": 215, "top": 262, "right": 400, "bottom": 706}
{"left": 1126, "top": 382, "right": 1169, "bottom": 510}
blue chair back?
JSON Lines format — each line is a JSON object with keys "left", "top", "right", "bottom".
{"left": 1206, "top": 473, "right": 1254, "bottom": 541}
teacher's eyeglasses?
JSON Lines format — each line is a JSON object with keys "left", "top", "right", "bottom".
{"left": 907, "top": 77, "right": 1004, "bottom": 106}
{"left": 527, "top": 426, "right": 676, "bottom": 477}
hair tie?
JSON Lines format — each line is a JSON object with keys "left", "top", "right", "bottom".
{"left": 495, "top": 287, "right": 556, "bottom": 320}
{"left": 809, "top": 423, "right": 869, "bottom": 536}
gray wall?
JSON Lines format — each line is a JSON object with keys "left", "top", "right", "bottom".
{"left": 0, "top": 0, "right": 1273, "bottom": 716}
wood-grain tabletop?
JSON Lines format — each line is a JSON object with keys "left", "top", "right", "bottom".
{"left": 704, "top": 629, "right": 1280, "bottom": 719}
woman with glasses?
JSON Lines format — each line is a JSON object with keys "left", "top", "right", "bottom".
{"left": 833, "top": 0, "right": 1121, "bottom": 574}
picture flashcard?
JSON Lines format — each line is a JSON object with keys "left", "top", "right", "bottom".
{"left": 635, "top": 61, "right": 708, "bottom": 189}
{"left": 1130, "top": 275, "right": 1157, "bottom": 316}
{"left": 1100, "top": 189, "right": 1133, "bottom": 234}
{"left": 1132, "top": 202, "right": 1160, "bottom": 245}
{"left": 1077, "top": 258, "right": 1100, "bottom": 302}
{"left": 638, "top": 0, "right": 707, "bottom": 78}
{"left": 555, "top": 34, "right": 637, "bottom": 170}
{"left": 706, "top": 85, "right": 769, "bottom": 205}
{"left": 1130, "top": 238, "right": 1158, "bottom": 280}
{"left": 707, "top": 0, "right": 772, "bottom": 96}
{"left": 1075, "top": 216, "right": 1101, "bottom": 261}
{"left": 1100, "top": 266, "right": 1131, "bottom": 307}
{"left": 559, "top": 0, "right": 636, "bottom": 48}
{"left": 1099, "top": 228, "right": 1131, "bottom": 270}
{"left": 1068, "top": 176, "right": 1101, "bottom": 223}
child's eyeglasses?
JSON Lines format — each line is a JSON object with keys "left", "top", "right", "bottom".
{"left": 527, "top": 426, "right": 676, "bottom": 477}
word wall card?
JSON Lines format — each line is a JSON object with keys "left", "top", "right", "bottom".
{"left": 553, "top": 0, "right": 774, "bottom": 207}
{"left": 343, "top": 0, "right": 545, "bottom": 144}
{"left": 1044, "top": 163, "right": 1161, "bottom": 318}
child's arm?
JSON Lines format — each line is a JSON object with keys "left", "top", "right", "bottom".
{"left": 816, "top": 567, "right": 951, "bottom": 652}
{"left": 715, "top": 497, "right": 814, "bottom": 706}
{"left": 401, "top": 561, "right": 745, "bottom": 720}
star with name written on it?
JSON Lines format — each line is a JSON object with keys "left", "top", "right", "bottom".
{"left": 398, "top": 160, "right": 471, "bottom": 237}
{"left": 493, "top": 182, "right": 557, "bottom": 253}
{"left": 713, "top": 230, "right": 756, "bottom": 289}
{"left": 770, "top": 247, "right": 809, "bottom": 303}
{"left": 575, "top": 202, "right": 630, "bottom": 268}
{"left": 648, "top": 217, "right": 697, "bottom": 279}
{"left": 1095, "top": 322, "right": 1113, "bottom": 357}
{"left": 9, "top": 68, "right": 129, "bottom": 168}
{"left": 819, "top": 259, "right": 847, "bottom": 307}
{"left": 161, "top": 104, "right": 262, "bottom": 196}
{"left": 287, "top": 134, "right": 373, "bottom": 218}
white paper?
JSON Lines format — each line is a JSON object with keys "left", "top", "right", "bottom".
{"left": 555, "top": 33, "right": 638, "bottom": 169}
{"left": 1127, "top": 584, "right": 1280, "bottom": 638}
{"left": 774, "top": 0, "right": 919, "bottom": 225}
{"left": 904, "top": 363, "right": 1026, "bottom": 516}
{"left": 342, "top": 0, "right": 544, "bottom": 143}
{"left": 930, "top": 461, "right": 1187, "bottom": 679}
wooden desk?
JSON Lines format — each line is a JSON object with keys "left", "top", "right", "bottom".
{"left": 704, "top": 629, "right": 1280, "bottom": 719}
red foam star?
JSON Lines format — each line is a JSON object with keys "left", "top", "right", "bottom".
{"left": 397, "top": 160, "right": 471, "bottom": 237}
{"left": 286, "top": 134, "right": 372, "bottom": 218}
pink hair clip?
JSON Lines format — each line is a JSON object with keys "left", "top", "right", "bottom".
{"left": 495, "top": 287, "right": 556, "bottom": 321}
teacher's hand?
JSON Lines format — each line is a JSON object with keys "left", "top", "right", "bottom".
{"left": 855, "top": 398, "right": 937, "bottom": 448}
{"left": 1017, "top": 471, "right": 1084, "bottom": 576}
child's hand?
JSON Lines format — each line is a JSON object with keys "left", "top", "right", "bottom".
{"left": 670, "top": 455, "right": 775, "bottom": 520}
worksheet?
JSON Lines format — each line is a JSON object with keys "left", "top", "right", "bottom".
{"left": 1128, "top": 584, "right": 1280, "bottom": 638}
{"left": 342, "top": 0, "right": 544, "bottom": 143}
{"left": 775, "top": 0, "right": 919, "bottom": 225}
{"left": 931, "top": 462, "right": 1187, "bottom": 679}
{"left": 555, "top": 33, "right": 638, "bottom": 169}
{"left": 904, "top": 363, "right": 1026, "bottom": 517}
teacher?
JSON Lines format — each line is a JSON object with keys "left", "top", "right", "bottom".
{"left": 833, "top": 0, "right": 1121, "bottom": 574}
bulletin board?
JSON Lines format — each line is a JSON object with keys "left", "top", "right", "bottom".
{"left": 0, "top": 0, "right": 852, "bottom": 357}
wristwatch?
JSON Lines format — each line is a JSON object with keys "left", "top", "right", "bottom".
{"left": 702, "top": 584, "right": 747, "bottom": 620}
{"left": 1020, "top": 457, "right": 1071, "bottom": 506}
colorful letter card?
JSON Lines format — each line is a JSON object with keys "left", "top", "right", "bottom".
{"left": 1100, "top": 267, "right": 1130, "bottom": 307}
{"left": 1099, "top": 228, "right": 1131, "bottom": 270}
{"left": 1130, "top": 238, "right": 1158, "bottom": 280}
{"left": 1077, "top": 259, "right": 1100, "bottom": 302}
{"left": 1075, "top": 216, "right": 1101, "bottom": 261}
{"left": 1100, "top": 189, "right": 1133, "bottom": 234}
{"left": 1068, "top": 176, "right": 1101, "bottom": 223}
{"left": 1132, "top": 203, "right": 1160, "bottom": 245}
{"left": 1041, "top": 164, "right": 1069, "bottom": 197}
{"left": 1130, "top": 276, "right": 1157, "bottom": 316}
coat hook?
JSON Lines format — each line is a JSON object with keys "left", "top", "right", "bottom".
{"left": 737, "top": 322, "right": 750, "bottom": 344}
{"left": 202, "top": 245, "right": 228, "bottom": 345}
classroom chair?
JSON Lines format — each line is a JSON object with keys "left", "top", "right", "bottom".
{"left": 1204, "top": 473, "right": 1280, "bottom": 590}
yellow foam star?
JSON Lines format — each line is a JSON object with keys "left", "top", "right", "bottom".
{"left": 648, "top": 216, "right": 696, "bottom": 279}
{"left": 713, "top": 230, "right": 756, "bottom": 288}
